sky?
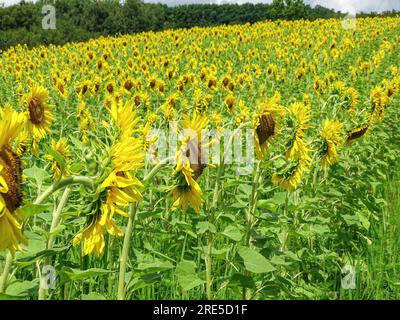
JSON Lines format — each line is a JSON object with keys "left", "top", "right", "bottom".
{"left": 1, "top": 0, "right": 400, "bottom": 13}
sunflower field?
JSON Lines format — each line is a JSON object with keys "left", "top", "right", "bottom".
{"left": 0, "top": 16, "right": 400, "bottom": 300}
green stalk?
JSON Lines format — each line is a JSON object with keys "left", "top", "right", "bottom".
{"left": 117, "top": 204, "right": 138, "bottom": 300}
{"left": 34, "top": 176, "right": 94, "bottom": 205}
{"left": 205, "top": 122, "right": 248, "bottom": 300}
{"left": 143, "top": 157, "right": 174, "bottom": 183}
{"left": 205, "top": 233, "right": 213, "bottom": 300}
{"left": 0, "top": 252, "right": 13, "bottom": 293}
{"left": 0, "top": 176, "right": 93, "bottom": 295}
{"left": 243, "top": 160, "right": 261, "bottom": 300}
{"left": 38, "top": 187, "right": 71, "bottom": 300}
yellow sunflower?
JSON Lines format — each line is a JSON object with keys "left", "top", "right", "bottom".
{"left": 320, "top": 119, "right": 343, "bottom": 167}
{"left": 272, "top": 160, "right": 309, "bottom": 191}
{"left": 253, "top": 92, "right": 286, "bottom": 160}
{"left": 285, "top": 102, "right": 311, "bottom": 162}
{"left": 171, "top": 112, "right": 209, "bottom": 213}
{"left": 72, "top": 214, "right": 105, "bottom": 257}
{"left": 73, "top": 107, "right": 144, "bottom": 256}
{"left": 25, "top": 85, "right": 53, "bottom": 142}
{"left": 0, "top": 105, "right": 28, "bottom": 254}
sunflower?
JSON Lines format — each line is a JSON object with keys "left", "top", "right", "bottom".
{"left": 285, "top": 102, "right": 311, "bottom": 162}
{"left": 272, "top": 160, "right": 309, "bottom": 191}
{"left": 25, "top": 85, "right": 53, "bottom": 142}
{"left": 253, "top": 92, "right": 286, "bottom": 160}
{"left": 72, "top": 214, "right": 106, "bottom": 257}
{"left": 171, "top": 112, "right": 209, "bottom": 213}
{"left": 345, "top": 123, "right": 370, "bottom": 144}
{"left": 109, "top": 100, "right": 139, "bottom": 141}
{"left": 43, "top": 138, "right": 70, "bottom": 179}
{"left": 320, "top": 119, "right": 343, "bottom": 167}
{"left": 74, "top": 133, "right": 144, "bottom": 256}
{"left": 0, "top": 105, "right": 28, "bottom": 254}
{"left": 370, "top": 86, "right": 389, "bottom": 123}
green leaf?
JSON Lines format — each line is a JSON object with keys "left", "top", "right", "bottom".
{"left": 269, "top": 192, "right": 287, "bottom": 206}
{"left": 6, "top": 280, "right": 38, "bottom": 297}
{"left": 19, "top": 204, "right": 50, "bottom": 219}
{"left": 228, "top": 273, "right": 255, "bottom": 289}
{"left": 222, "top": 225, "right": 243, "bottom": 241}
{"left": 238, "top": 246, "right": 275, "bottom": 274}
{"left": 0, "top": 293, "right": 26, "bottom": 300}
{"left": 257, "top": 200, "right": 278, "bottom": 212}
{"left": 175, "top": 260, "right": 205, "bottom": 291}
{"left": 196, "top": 221, "right": 216, "bottom": 235}
{"left": 60, "top": 267, "right": 112, "bottom": 283}
{"left": 23, "top": 165, "right": 48, "bottom": 190}
{"left": 15, "top": 245, "right": 70, "bottom": 267}
{"left": 136, "top": 260, "right": 174, "bottom": 273}
{"left": 82, "top": 292, "right": 107, "bottom": 300}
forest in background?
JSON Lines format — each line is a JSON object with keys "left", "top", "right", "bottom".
{"left": 0, "top": 0, "right": 399, "bottom": 50}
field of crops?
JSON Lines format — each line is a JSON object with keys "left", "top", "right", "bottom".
{"left": 0, "top": 16, "right": 400, "bottom": 300}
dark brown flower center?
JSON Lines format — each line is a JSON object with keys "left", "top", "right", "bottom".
{"left": 0, "top": 145, "right": 23, "bottom": 212}
{"left": 29, "top": 98, "right": 45, "bottom": 124}
{"left": 346, "top": 125, "right": 368, "bottom": 143}
{"left": 256, "top": 114, "right": 275, "bottom": 145}
{"left": 185, "top": 139, "right": 206, "bottom": 181}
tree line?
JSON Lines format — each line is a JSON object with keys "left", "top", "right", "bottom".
{"left": 0, "top": 0, "right": 398, "bottom": 50}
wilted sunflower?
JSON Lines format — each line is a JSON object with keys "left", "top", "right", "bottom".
{"left": 320, "top": 119, "right": 343, "bottom": 167}
{"left": 253, "top": 92, "right": 286, "bottom": 160}
{"left": 25, "top": 85, "right": 53, "bottom": 142}
{"left": 0, "top": 105, "right": 28, "bottom": 254}
{"left": 171, "top": 112, "right": 209, "bottom": 213}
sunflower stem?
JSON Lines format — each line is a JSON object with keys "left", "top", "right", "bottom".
{"left": 38, "top": 187, "right": 71, "bottom": 300}
{"left": 243, "top": 160, "right": 261, "bottom": 300}
{"left": 117, "top": 204, "right": 137, "bottom": 300}
{"left": 143, "top": 157, "right": 174, "bottom": 183}
{"left": 205, "top": 233, "right": 213, "bottom": 300}
{"left": 34, "top": 176, "right": 94, "bottom": 205}
{"left": 0, "top": 252, "right": 13, "bottom": 293}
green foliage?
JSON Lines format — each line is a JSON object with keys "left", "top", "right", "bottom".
{"left": 1, "top": 0, "right": 396, "bottom": 50}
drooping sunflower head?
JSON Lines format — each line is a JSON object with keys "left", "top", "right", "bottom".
{"left": 320, "top": 119, "right": 343, "bottom": 167}
{"left": 73, "top": 213, "right": 105, "bottom": 257}
{"left": 109, "top": 100, "right": 139, "bottom": 141}
{"left": 345, "top": 122, "right": 370, "bottom": 144}
{"left": 272, "top": 159, "right": 309, "bottom": 191}
{"left": 0, "top": 105, "right": 28, "bottom": 254}
{"left": 25, "top": 85, "right": 53, "bottom": 141}
{"left": 285, "top": 102, "right": 311, "bottom": 162}
{"left": 370, "top": 86, "right": 389, "bottom": 123}
{"left": 171, "top": 150, "right": 202, "bottom": 213}
{"left": 253, "top": 92, "right": 286, "bottom": 159}
{"left": 180, "top": 112, "right": 209, "bottom": 180}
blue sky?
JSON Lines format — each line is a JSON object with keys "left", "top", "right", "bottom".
{"left": 1, "top": 0, "right": 400, "bottom": 13}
